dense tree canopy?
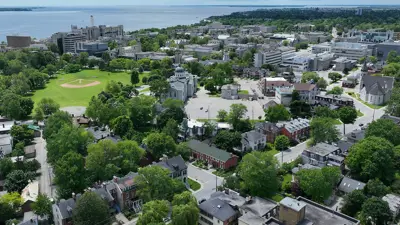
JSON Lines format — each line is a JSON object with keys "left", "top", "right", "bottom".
{"left": 346, "top": 137, "right": 395, "bottom": 184}
{"left": 238, "top": 151, "right": 279, "bottom": 197}
{"left": 309, "top": 117, "right": 340, "bottom": 145}
{"left": 265, "top": 104, "right": 291, "bottom": 123}
{"left": 366, "top": 118, "right": 400, "bottom": 146}
{"left": 73, "top": 191, "right": 111, "bottom": 225}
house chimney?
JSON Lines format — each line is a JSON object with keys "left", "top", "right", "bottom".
{"left": 72, "top": 192, "right": 76, "bottom": 200}
{"left": 113, "top": 176, "right": 118, "bottom": 183}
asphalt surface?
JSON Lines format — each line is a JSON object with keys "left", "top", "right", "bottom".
{"left": 187, "top": 164, "right": 223, "bottom": 200}
{"left": 35, "top": 136, "right": 55, "bottom": 198}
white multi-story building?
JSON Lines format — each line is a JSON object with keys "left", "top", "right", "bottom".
{"left": 71, "top": 24, "right": 124, "bottom": 40}
{"left": 254, "top": 51, "right": 282, "bottom": 67}
{"left": 311, "top": 42, "right": 332, "bottom": 54}
{"left": 166, "top": 67, "right": 198, "bottom": 102}
{"left": 331, "top": 42, "right": 373, "bottom": 60}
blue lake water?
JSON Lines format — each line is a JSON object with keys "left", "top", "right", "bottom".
{"left": 0, "top": 6, "right": 267, "bottom": 41}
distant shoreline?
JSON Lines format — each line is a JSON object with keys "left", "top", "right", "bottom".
{"left": 0, "top": 7, "right": 43, "bottom": 12}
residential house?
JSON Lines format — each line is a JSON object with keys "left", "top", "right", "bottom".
{"left": 254, "top": 122, "right": 282, "bottom": 143}
{"left": 263, "top": 100, "right": 278, "bottom": 110}
{"left": 0, "top": 134, "right": 12, "bottom": 158}
{"left": 275, "top": 88, "right": 293, "bottom": 106}
{"left": 302, "top": 143, "right": 344, "bottom": 168}
{"left": 345, "top": 129, "right": 365, "bottom": 143}
{"left": 258, "top": 77, "right": 291, "bottom": 96}
{"left": 382, "top": 194, "right": 400, "bottom": 220}
{"left": 278, "top": 118, "right": 311, "bottom": 142}
{"left": 179, "top": 119, "right": 231, "bottom": 139}
{"left": 336, "top": 140, "right": 354, "bottom": 153}
{"left": 199, "top": 190, "right": 278, "bottom": 225}
{"left": 108, "top": 172, "right": 141, "bottom": 212}
{"left": 291, "top": 164, "right": 321, "bottom": 174}
{"left": 359, "top": 72, "right": 394, "bottom": 105}
{"left": 154, "top": 155, "right": 188, "bottom": 184}
{"left": 221, "top": 84, "right": 239, "bottom": 100}
{"left": 278, "top": 197, "right": 360, "bottom": 225}
{"left": 380, "top": 114, "right": 400, "bottom": 126}
{"left": 293, "top": 83, "right": 319, "bottom": 104}
{"left": 0, "top": 117, "right": 14, "bottom": 134}
{"left": 165, "top": 67, "right": 198, "bottom": 102}
{"left": 52, "top": 194, "right": 82, "bottom": 225}
{"left": 314, "top": 94, "right": 354, "bottom": 108}
{"left": 338, "top": 177, "right": 366, "bottom": 194}
{"left": 21, "top": 181, "right": 39, "bottom": 212}
{"left": 242, "top": 67, "right": 269, "bottom": 79}
{"left": 86, "top": 127, "right": 121, "bottom": 143}
{"left": 188, "top": 140, "right": 238, "bottom": 169}
{"left": 241, "top": 130, "right": 266, "bottom": 152}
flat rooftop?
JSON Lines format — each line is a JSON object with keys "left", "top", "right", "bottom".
{"left": 297, "top": 197, "right": 360, "bottom": 225}
{"left": 306, "top": 143, "right": 339, "bottom": 156}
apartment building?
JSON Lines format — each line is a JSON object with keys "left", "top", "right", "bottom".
{"left": 293, "top": 83, "right": 319, "bottom": 104}
{"left": 254, "top": 51, "right": 282, "bottom": 67}
{"left": 71, "top": 24, "right": 124, "bottom": 40}
{"left": 51, "top": 32, "right": 86, "bottom": 54}
{"left": 302, "top": 143, "right": 344, "bottom": 167}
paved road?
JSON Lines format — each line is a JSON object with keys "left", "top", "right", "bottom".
{"left": 275, "top": 142, "right": 308, "bottom": 164}
{"left": 187, "top": 164, "right": 223, "bottom": 200}
{"left": 35, "top": 136, "right": 55, "bottom": 198}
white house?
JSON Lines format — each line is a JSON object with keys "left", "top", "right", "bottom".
{"left": 359, "top": 62, "right": 394, "bottom": 105}
{"left": 241, "top": 130, "right": 266, "bottom": 152}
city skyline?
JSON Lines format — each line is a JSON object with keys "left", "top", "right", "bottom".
{"left": 2, "top": 0, "right": 400, "bottom": 6}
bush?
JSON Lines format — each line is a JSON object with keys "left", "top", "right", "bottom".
{"left": 24, "top": 159, "right": 41, "bottom": 173}
{"left": 142, "top": 76, "right": 148, "bottom": 84}
{"left": 199, "top": 81, "right": 205, "bottom": 87}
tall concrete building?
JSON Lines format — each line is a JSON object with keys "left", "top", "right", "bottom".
{"left": 330, "top": 42, "right": 373, "bottom": 60}
{"left": 71, "top": 24, "right": 124, "bottom": 40}
{"left": 6, "top": 36, "right": 31, "bottom": 48}
{"left": 51, "top": 32, "right": 86, "bottom": 54}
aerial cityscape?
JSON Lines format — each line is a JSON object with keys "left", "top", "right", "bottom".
{"left": 1, "top": 2, "right": 400, "bottom": 225}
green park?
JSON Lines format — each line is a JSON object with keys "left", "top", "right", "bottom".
{"left": 31, "top": 69, "right": 147, "bottom": 107}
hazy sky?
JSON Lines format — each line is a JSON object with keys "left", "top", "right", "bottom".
{"left": 2, "top": 0, "right": 400, "bottom": 6}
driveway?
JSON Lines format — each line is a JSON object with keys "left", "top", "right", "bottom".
{"left": 187, "top": 164, "right": 223, "bottom": 200}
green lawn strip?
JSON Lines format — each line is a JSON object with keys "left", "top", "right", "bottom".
{"left": 271, "top": 194, "right": 284, "bottom": 202}
{"left": 238, "top": 90, "right": 249, "bottom": 94}
{"left": 333, "top": 119, "right": 343, "bottom": 125}
{"left": 281, "top": 174, "right": 292, "bottom": 190}
{"left": 139, "top": 87, "right": 150, "bottom": 93}
{"left": 32, "top": 70, "right": 149, "bottom": 108}
{"left": 188, "top": 178, "right": 201, "bottom": 191}
{"left": 357, "top": 110, "right": 364, "bottom": 117}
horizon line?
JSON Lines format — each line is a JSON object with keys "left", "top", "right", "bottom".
{"left": 2, "top": 4, "right": 400, "bottom": 7}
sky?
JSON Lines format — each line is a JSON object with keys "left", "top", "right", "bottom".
{"left": 1, "top": 0, "right": 400, "bottom": 6}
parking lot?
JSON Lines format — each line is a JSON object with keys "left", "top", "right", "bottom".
{"left": 185, "top": 79, "right": 266, "bottom": 120}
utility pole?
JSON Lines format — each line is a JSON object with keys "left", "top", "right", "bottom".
{"left": 215, "top": 175, "right": 218, "bottom": 191}
{"left": 372, "top": 108, "right": 376, "bottom": 121}
{"left": 281, "top": 147, "right": 284, "bottom": 164}
{"left": 208, "top": 105, "right": 210, "bottom": 120}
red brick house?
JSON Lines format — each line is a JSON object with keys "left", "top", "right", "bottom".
{"left": 188, "top": 140, "right": 238, "bottom": 170}
{"left": 279, "top": 118, "right": 310, "bottom": 142}
{"left": 254, "top": 122, "right": 282, "bottom": 143}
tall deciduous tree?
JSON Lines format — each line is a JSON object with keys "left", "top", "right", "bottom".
{"left": 73, "top": 191, "right": 110, "bottom": 225}
{"left": 0, "top": 158, "right": 15, "bottom": 178}
{"left": 360, "top": 197, "right": 392, "bottom": 225}
{"left": 137, "top": 200, "right": 170, "bottom": 225}
{"left": 346, "top": 137, "right": 395, "bottom": 184}
{"left": 386, "top": 87, "right": 400, "bottom": 117}
{"left": 289, "top": 101, "right": 311, "bottom": 118}
{"left": 238, "top": 151, "right": 279, "bottom": 197}
{"left": 54, "top": 152, "right": 87, "bottom": 199}
{"left": 275, "top": 135, "right": 290, "bottom": 151}
{"left": 111, "top": 116, "right": 133, "bottom": 138}
{"left": 10, "top": 124, "right": 34, "bottom": 146}
{"left": 314, "top": 106, "right": 338, "bottom": 119}
{"left": 4, "top": 170, "right": 35, "bottom": 193}
{"left": 309, "top": 117, "right": 340, "bottom": 145}
{"left": 338, "top": 106, "right": 357, "bottom": 134}
{"left": 129, "top": 95, "right": 156, "bottom": 130}
{"left": 327, "top": 86, "right": 344, "bottom": 95}
{"left": 328, "top": 72, "right": 342, "bottom": 83}
{"left": 341, "top": 190, "right": 367, "bottom": 217}
{"left": 366, "top": 118, "right": 400, "bottom": 146}
{"left": 265, "top": 104, "right": 291, "bottom": 123}
{"left": 32, "top": 193, "right": 52, "bottom": 218}
{"left": 43, "top": 111, "right": 72, "bottom": 139}
{"left": 364, "top": 179, "right": 388, "bottom": 197}
{"left": 37, "top": 98, "right": 60, "bottom": 116}
{"left": 217, "top": 109, "right": 228, "bottom": 122}
{"left": 316, "top": 77, "right": 328, "bottom": 90}
{"left": 214, "top": 130, "right": 242, "bottom": 151}
{"left": 149, "top": 79, "right": 169, "bottom": 98}
{"left": 301, "top": 72, "right": 319, "bottom": 83}
{"left": 172, "top": 204, "right": 199, "bottom": 225}
{"left": 228, "top": 103, "right": 247, "bottom": 129}
{"left": 46, "top": 125, "right": 94, "bottom": 164}
{"left": 135, "top": 166, "right": 186, "bottom": 202}
{"left": 145, "top": 132, "right": 176, "bottom": 159}
{"left": 86, "top": 140, "right": 121, "bottom": 181}
{"left": 131, "top": 70, "right": 140, "bottom": 86}
{"left": 162, "top": 119, "right": 179, "bottom": 141}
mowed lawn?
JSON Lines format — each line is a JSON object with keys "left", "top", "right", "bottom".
{"left": 32, "top": 69, "right": 146, "bottom": 107}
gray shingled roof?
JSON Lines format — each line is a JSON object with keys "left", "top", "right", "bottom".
{"left": 57, "top": 194, "right": 81, "bottom": 219}
{"left": 199, "top": 198, "right": 238, "bottom": 221}
{"left": 338, "top": 177, "right": 366, "bottom": 194}
{"left": 361, "top": 74, "right": 394, "bottom": 95}
{"left": 188, "top": 140, "right": 233, "bottom": 162}
{"left": 155, "top": 155, "right": 187, "bottom": 172}
{"left": 242, "top": 130, "right": 264, "bottom": 143}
